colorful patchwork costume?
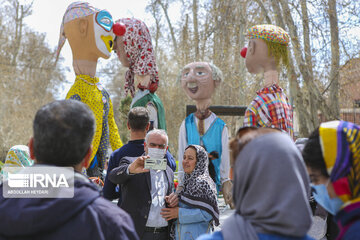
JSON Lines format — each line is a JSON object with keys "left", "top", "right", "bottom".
{"left": 244, "top": 84, "right": 294, "bottom": 137}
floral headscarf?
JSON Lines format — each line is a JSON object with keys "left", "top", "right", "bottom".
{"left": 319, "top": 120, "right": 360, "bottom": 205}
{"left": 116, "top": 18, "right": 159, "bottom": 97}
{"left": 4, "top": 145, "right": 33, "bottom": 168}
{"left": 179, "top": 144, "right": 219, "bottom": 226}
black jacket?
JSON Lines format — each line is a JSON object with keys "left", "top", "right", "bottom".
{"left": 109, "top": 156, "right": 174, "bottom": 238}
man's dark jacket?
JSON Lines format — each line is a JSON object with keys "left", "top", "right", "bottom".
{"left": 0, "top": 174, "right": 139, "bottom": 240}
{"left": 103, "top": 139, "right": 176, "bottom": 204}
{"left": 108, "top": 156, "right": 174, "bottom": 238}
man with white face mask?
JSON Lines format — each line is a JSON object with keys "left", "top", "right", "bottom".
{"left": 108, "top": 129, "right": 176, "bottom": 240}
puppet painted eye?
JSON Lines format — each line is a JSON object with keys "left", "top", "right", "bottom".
{"left": 183, "top": 72, "right": 189, "bottom": 77}
{"left": 101, "top": 18, "right": 111, "bottom": 25}
{"left": 96, "top": 10, "right": 113, "bottom": 32}
{"left": 196, "top": 71, "right": 206, "bottom": 76}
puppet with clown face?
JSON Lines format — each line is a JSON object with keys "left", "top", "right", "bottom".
{"left": 56, "top": 2, "right": 125, "bottom": 178}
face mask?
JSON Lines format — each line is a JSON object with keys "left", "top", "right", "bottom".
{"left": 312, "top": 180, "right": 343, "bottom": 215}
{"left": 147, "top": 148, "right": 166, "bottom": 159}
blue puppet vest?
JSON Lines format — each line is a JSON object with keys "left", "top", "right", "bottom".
{"left": 185, "top": 113, "right": 225, "bottom": 191}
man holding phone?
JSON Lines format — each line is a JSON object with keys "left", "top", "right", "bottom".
{"left": 108, "top": 129, "right": 176, "bottom": 240}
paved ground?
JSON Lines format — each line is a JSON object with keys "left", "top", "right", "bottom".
{"left": 216, "top": 196, "right": 235, "bottom": 231}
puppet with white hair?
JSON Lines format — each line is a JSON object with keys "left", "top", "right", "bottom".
{"left": 55, "top": 1, "right": 126, "bottom": 178}
{"left": 177, "top": 62, "right": 233, "bottom": 208}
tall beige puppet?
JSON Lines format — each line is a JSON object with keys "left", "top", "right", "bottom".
{"left": 55, "top": 2, "right": 125, "bottom": 178}
{"left": 178, "top": 62, "right": 233, "bottom": 208}
{"left": 241, "top": 25, "right": 293, "bottom": 138}
{"left": 113, "top": 18, "right": 166, "bottom": 131}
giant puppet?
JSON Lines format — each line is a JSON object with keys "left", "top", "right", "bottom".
{"left": 241, "top": 24, "right": 293, "bottom": 138}
{"left": 177, "top": 62, "right": 233, "bottom": 207}
{"left": 113, "top": 18, "right": 166, "bottom": 130}
{"left": 55, "top": 2, "right": 125, "bottom": 178}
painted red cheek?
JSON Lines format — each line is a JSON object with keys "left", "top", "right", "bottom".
{"left": 240, "top": 47, "right": 247, "bottom": 58}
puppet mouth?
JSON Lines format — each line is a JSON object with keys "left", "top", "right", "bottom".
{"left": 187, "top": 82, "right": 198, "bottom": 94}
{"left": 101, "top": 35, "right": 114, "bottom": 52}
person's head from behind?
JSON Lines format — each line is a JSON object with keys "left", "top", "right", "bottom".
{"left": 29, "top": 100, "right": 95, "bottom": 171}
{"left": 144, "top": 129, "right": 168, "bottom": 157}
{"left": 127, "top": 107, "right": 150, "bottom": 132}
{"left": 302, "top": 120, "right": 360, "bottom": 215}
{"left": 229, "top": 127, "right": 280, "bottom": 167}
{"left": 183, "top": 145, "right": 208, "bottom": 176}
{"left": 231, "top": 131, "right": 312, "bottom": 237}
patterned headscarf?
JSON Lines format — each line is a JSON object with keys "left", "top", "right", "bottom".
{"left": 179, "top": 145, "right": 219, "bottom": 226}
{"left": 319, "top": 120, "right": 360, "bottom": 205}
{"left": 55, "top": 1, "right": 100, "bottom": 61}
{"left": 4, "top": 145, "right": 33, "bottom": 168}
{"left": 116, "top": 18, "right": 159, "bottom": 97}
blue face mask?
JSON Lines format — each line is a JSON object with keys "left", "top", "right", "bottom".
{"left": 312, "top": 181, "right": 343, "bottom": 215}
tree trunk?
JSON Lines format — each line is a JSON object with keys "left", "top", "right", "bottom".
{"left": 157, "top": 0, "right": 178, "bottom": 52}
{"left": 271, "top": 0, "right": 311, "bottom": 136}
{"left": 192, "top": 0, "right": 200, "bottom": 60}
{"left": 328, "top": 0, "right": 340, "bottom": 118}
{"left": 300, "top": 0, "right": 319, "bottom": 129}
{"left": 279, "top": 0, "right": 336, "bottom": 129}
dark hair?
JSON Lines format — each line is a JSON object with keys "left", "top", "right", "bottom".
{"left": 302, "top": 128, "right": 329, "bottom": 177}
{"left": 128, "top": 107, "right": 150, "bottom": 131}
{"left": 33, "top": 100, "right": 95, "bottom": 166}
{"left": 209, "top": 151, "right": 219, "bottom": 159}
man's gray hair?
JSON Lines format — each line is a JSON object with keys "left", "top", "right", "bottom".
{"left": 176, "top": 62, "right": 224, "bottom": 84}
{"left": 145, "top": 129, "right": 168, "bottom": 146}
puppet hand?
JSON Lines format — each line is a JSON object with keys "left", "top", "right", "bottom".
{"left": 222, "top": 180, "right": 235, "bottom": 209}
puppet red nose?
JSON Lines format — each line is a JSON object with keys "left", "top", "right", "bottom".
{"left": 240, "top": 47, "right": 247, "bottom": 58}
{"left": 113, "top": 23, "right": 126, "bottom": 36}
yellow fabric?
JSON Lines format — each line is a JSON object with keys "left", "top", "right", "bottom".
{"left": 66, "top": 75, "right": 123, "bottom": 166}
{"left": 319, "top": 121, "right": 340, "bottom": 173}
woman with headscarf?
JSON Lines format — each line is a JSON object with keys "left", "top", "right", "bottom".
{"left": 113, "top": 18, "right": 166, "bottom": 130}
{"left": 0, "top": 145, "right": 33, "bottom": 183}
{"left": 199, "top": 130, "right": 313, "bottom": 240}
{"left": 302, "top": 120, "right": 360, "bottom": 240}
{"left": 161, "top": 145, "right": 219, "bottom": 240}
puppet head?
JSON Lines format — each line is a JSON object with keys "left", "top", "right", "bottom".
{"left": 243, "top": 24, "right": 289, "bottom": 74}
{"left": 179, "top": 62, "right": 223, "bottom": 111}
{"left": 113, "top": 18, "right": 159, "bottom": 97}
{"left": 56, "top": 2, "right": 117, "bottom": 63}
